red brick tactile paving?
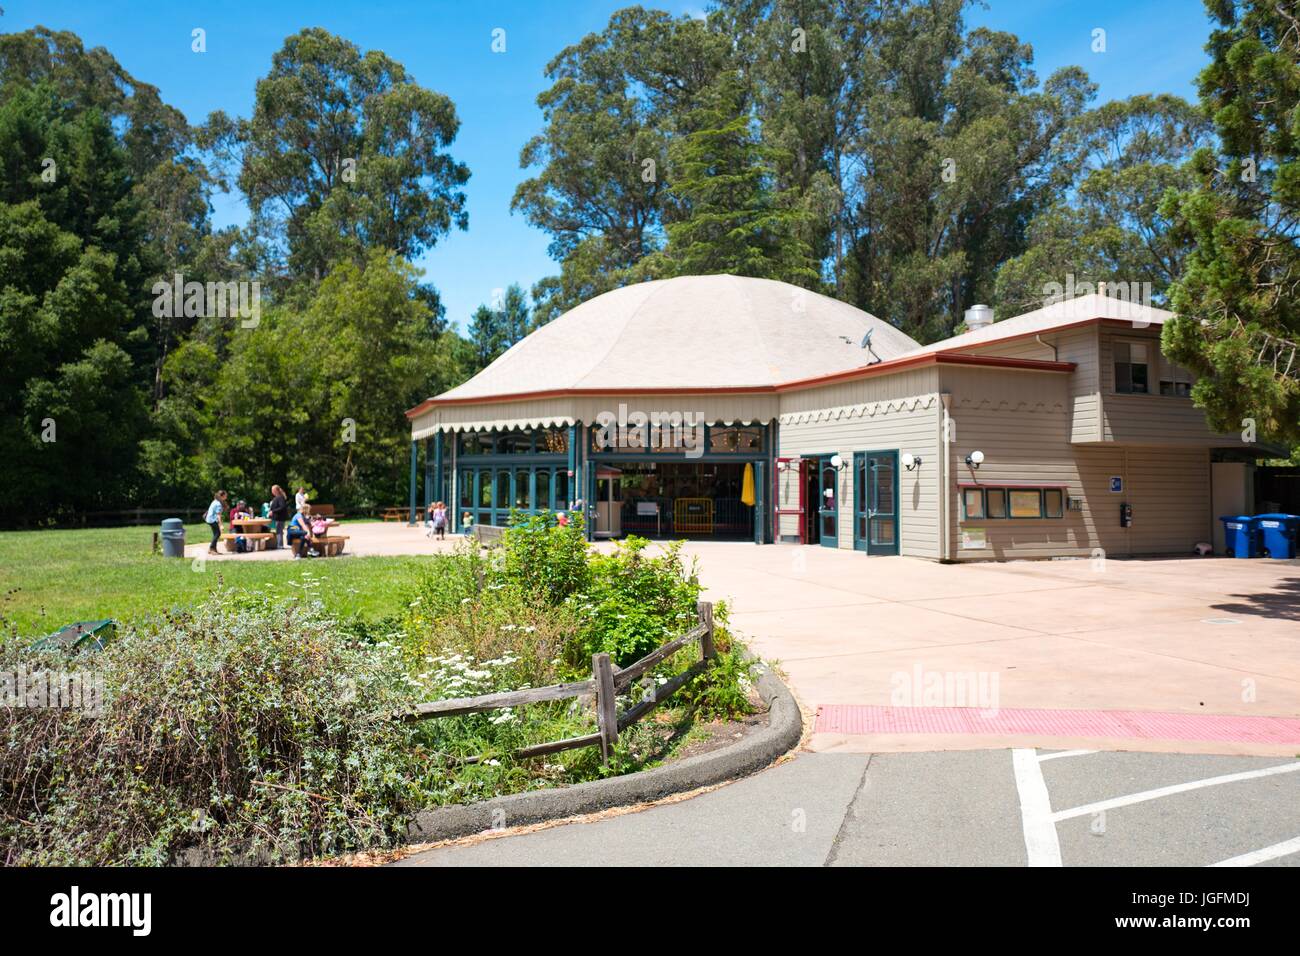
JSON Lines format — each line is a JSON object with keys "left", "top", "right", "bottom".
{"left": 815, "top": 704, "right": 1300, "bottom": 745}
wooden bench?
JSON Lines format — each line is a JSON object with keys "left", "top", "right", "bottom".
{"left": 220, "top": 532, "right": 275, "bottom": 553}
{"left": 311, "top": 504, "right": 344, "bottom": 519}
{"left": 314, "top": 535, "right": 349, "bottom": 557}
{"left": 473, "top": 524, "right": 506, "bottom": 547}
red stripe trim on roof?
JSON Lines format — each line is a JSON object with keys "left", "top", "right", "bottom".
{"left": 404, "top": 351, "right": 1077, "bottom": 418}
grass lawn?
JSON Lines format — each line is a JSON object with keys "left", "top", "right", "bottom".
{"left": 0, "top": 523, "right": 423, "bottom": 638}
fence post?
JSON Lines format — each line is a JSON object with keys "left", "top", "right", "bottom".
{"left": 593, "top": 652, "right": 617, "bottom": 765}
{"left": 698, "top": 600, "right": 715, "bottom": 661}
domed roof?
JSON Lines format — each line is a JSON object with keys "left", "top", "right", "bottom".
{"left": 436, "top": 274, "right": 920, "bottom": 402}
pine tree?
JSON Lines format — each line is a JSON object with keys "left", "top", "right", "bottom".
{"left": 1162, "top": 0, "right": 1300, "bottom": 446}
{"left": 652, "top": 72, "right": 820, "bottom": 285}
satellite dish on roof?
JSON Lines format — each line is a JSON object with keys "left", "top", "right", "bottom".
{"left": 860, "top": 328, "right": 882, "bottom": 366}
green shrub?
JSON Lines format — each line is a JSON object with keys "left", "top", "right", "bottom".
{"left": 501, "top": 509, "right": 590, "bottom": 605}
{"left": 568, "top": 537, "right": 701, "bottom": 667}
{"left": 0, "top": 595, "right": 435, "bottom": 865}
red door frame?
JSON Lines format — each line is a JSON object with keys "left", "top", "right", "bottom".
{"left": 774, "top": 456, "right": 805, "bottom": 545}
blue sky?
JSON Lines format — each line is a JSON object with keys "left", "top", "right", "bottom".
{"left": 3, "top": 0, "right": 1215, "bottom": 329}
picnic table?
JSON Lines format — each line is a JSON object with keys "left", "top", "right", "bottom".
{"left": 381, "top": 507, "right": 407, "bottom": 522}
{"left": 222, "top": 516, "right": 275, "bottom": 552}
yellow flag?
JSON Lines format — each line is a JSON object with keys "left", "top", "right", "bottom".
{"left": 741, "top": 462, "right": 756, "bottom": 506}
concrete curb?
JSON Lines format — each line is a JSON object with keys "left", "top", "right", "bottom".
{"left": 403, "top": 656, "right": 802, "bottom": 844}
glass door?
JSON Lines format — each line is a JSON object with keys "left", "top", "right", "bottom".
{"left": 854, "top": 450, "right": 899, "bottom": 555}
{"left": 818, "top": 458, "right": 839, "bottom": 548}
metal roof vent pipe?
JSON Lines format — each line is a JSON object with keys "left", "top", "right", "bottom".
{"left": 963, "top": 304, "right": 994, "bottom": 331}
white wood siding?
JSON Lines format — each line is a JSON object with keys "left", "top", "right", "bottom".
{"left": 941, "top": 364, "right": 1213, "bottom": 558}
{"left": 776, "top": 368, "right": 941, "bottom": 558}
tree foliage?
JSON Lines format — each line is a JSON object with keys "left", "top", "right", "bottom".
{"left": 211, "top": 28, "right": 470, "bottom": 280}
{"left": 1162, "top": 0, "right": 1300, "bottom": 445}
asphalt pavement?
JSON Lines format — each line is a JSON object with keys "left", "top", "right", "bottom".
{"left": 394, "top": 749, "right": 1300, "bottom": 867}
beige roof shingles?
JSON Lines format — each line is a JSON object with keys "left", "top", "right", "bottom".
{"left": 434, "top": 274, "right": 921, "bottom": 402}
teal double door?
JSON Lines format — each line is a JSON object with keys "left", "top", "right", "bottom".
{"left": 853, "top": 450, "right": 899, "bottom": 555}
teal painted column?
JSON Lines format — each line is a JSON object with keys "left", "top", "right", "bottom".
{"left": 753, "top": 460, "right": 766, "bottom": 545}
{"left": 423, "top": 437, "right": 434, "bottom": 513}
{"left": 408, "top": 439, "right": 418, "bottom": 525}
{"left": 433, "top": 432, "right": 444, "bottom": 508}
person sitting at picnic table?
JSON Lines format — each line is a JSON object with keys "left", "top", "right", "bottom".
{"left": 287, "top": 503, "right": 317, "bottom": 559}
{"left": 230, "top": 500, "right": 252, "bottom": 522}
{"left": 269, "top": 484, "right": 290, "bottom": 549}
{"left": 204, "top": 490, "right": 228, "bottom": 554}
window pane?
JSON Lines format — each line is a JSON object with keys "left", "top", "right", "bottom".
{"left": 1116, "top": 363, "right": 1133, "bottom": 393}
{"left": 871, "top": 517, "right": 896, "bottom": 546}
{"left": 458, "top": 432, "right": 493, "bottom": 456}
{"left": 1009, "top": 490, "right": 1042, "bottom": 518}
{"left": 538, "top": 427, "right": 569, "bottom": 454}
{"left": 873, "top": 457, "right": 895, "bottom": 513}
{"left": 555, "top": 471, "right": 569, "bottom": 509}
{"left": 709, "top": 426, "right": 763, "bottom": 453}
{"left": 496, "top": 471, "right": 510, "bottom": 507}
{"left": 515, "top": 468, "right": 532, "bottom": 509}
{"left": 963, "top": 488, "right": 985, "bottom": 519}
{"left": 1044, "top": 489, "right": 1064, "bottom": 518}
{"left": 478, "top": 472, "right": 492, "bottom": 508}
{"left": 987, "top": 489, "right": 1006, "bottom": 518}
{"left": 1130, "top": 362, "right": 1149, "bottom": 393}
{"left": 458, "top": 471, "right": 473, "bottom": 508}
{"left": 534, "top": 468, "right": 550, "bottom": 510}
{"left": 497, "top": 431, "right": 531, "bottom": 454}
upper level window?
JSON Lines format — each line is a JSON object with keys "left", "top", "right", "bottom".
{"left": 1160, "top": 360, "right": 1194, "bottom": 397}
{"left": 709, "top": 426, "right": 764, "bottom": 454}
{"left": 1114, "top": 341, "right": 1150, "bottom": 394}
{"left": 538, "top": 427, "right": 569, "bottom": 454}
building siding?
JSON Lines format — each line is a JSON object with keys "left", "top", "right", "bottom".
{"left": 776, "top": 368, "right": 941, "bottom": 558}
{"left": 941, "top": 362, "right": 1214, "bottom": 559}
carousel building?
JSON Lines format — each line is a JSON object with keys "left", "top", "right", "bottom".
{"left": 405, "top": 274, "right": 1258, "bottom": 561}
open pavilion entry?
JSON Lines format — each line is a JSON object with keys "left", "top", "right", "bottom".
{"left": 412, "top": 421, "right": 772, "bottom": 544}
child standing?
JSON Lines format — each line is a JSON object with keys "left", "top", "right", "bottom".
{"left": 432, "top": 501, "right": 448, "bottom": 540}
{"left": 204, "top": 490, "right": 228, "bottom": 554}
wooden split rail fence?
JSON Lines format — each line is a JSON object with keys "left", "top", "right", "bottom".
{"left": 398, "top": 601, "right": 717, "bottom": 765}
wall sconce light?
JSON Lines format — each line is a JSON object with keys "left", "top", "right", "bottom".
{"left": 902, "top": 452, "right": 922, "bottom": 471}
{"left": 829, "top": 453, "right": 847, "bottom": 471}
{"left": 777, "top": 461, "right": 787, "bottom": 472}
{"left": 823, "top": 488, "right": 835, "bottom": 499}
{"left": 965, "top": 450, "right": 985, "bottom": 469}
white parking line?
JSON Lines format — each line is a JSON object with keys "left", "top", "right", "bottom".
{"left": 1012, "top": 749, "right": 1061, "bottom": 867}
{"left": 1036, "top": 749, "right": 1097, "bottom": 762}
{"left": 1052, "top": 761, "right": 1300, "bottom": 822}
{"left": 1208, "top": 836, "right": 1300, "bottom": 868}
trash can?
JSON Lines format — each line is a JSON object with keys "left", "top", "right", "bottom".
{"left": 1218, "top": 515, "right": 1259, "bottom": 558}
{"left": 1255, "top": 513, "right": 1300, "bottom": 559}
{"left": 160, "top": 517, "right": 186, "bottom": 558}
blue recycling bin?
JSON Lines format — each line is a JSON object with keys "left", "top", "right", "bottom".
{"left": 1255, "top": 513, "right": 1299, "bottom": 559}
{"left": 1219, "top": 515, "right": 1260, "bottom": 558}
